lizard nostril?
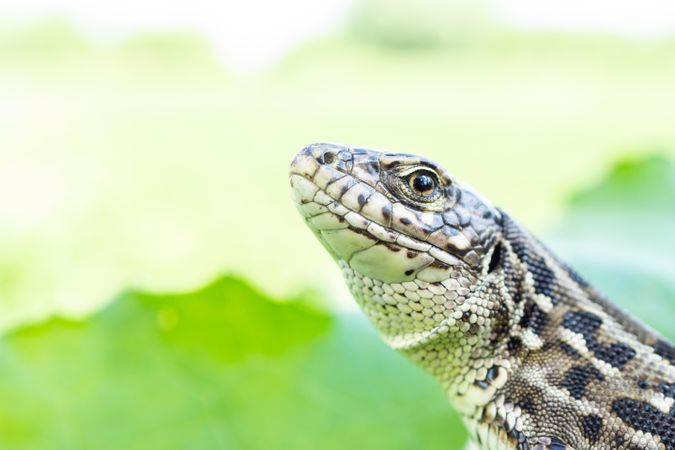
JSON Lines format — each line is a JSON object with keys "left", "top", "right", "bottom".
{"left": 322, "top": 151, "right": 336, "bottom": 164}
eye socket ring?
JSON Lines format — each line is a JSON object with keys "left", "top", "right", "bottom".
{"left": 403, "top": 169, "right": 441, "bottom": 201}
{"left": 382, "top": 165, "right": 449, "bottom": 208}
{"left": 408, "top": 171, "right": 437, "bottom": 196}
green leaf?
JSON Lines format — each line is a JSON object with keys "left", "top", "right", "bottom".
{"left": 1, "top": 155, "right": 672, "bottom": 450}
{"left": 0, "top": 277, "right": 465, "bottom": 450}
{"left": 551, "top": 154, "right": 675, "bottom": 340}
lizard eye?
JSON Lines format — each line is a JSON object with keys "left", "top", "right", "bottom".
{"left": 383, "top": 165, "right": 448, "bottom": 209}
{"left": 407, "top": 170, "right": 439, "bottom": 198}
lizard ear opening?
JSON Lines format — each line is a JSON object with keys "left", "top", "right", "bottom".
{"left": 487, "top": 243, "right": 502, "bottom": 274}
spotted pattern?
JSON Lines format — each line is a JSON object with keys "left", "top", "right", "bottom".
{"left": 502, "top": 216, "right": 558, "bottom": 302}
{"left": 581, "top": 414, "right": 603, "bottom": 443}
{"left": 560, "top": 364, "right": 605, "bottom": 400}
{"left": 562, "top": 310, "right": 637, "bottom": 369}
{"left": 594, "top": 342, "right": 636, "bottom": 368}
{"left": 519, "top": 303, "right": 550, "bottom": 336}
{"left": 562, "top": 310, "right": 603, "bottom": 339}
{"left": 612, "top": 398, "right": 674, "bottom": 450}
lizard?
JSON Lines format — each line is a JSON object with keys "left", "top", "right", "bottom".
{"left": 289, "top": 143, "right": 675, "bottom": 450}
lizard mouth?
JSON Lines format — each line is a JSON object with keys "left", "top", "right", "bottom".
{"left": 289, "top": 172, "right": 464, "bottom": 285}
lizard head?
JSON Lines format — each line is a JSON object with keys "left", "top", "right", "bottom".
{"left": 290, "top": 143, "right": 513, "bottom": 367}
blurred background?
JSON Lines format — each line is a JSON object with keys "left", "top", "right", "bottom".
{"left": 0, "top": 1, "right": 674, "bottom": 449}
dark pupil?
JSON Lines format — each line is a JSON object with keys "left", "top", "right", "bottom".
{"left": 412, "top": 174, "right": 434, "bottom": 194}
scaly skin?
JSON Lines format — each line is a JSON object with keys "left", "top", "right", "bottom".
{"left": 289, "top": 143, "right": 675, "bottom": 450}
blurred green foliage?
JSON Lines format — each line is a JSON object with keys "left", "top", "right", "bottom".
{"left": 1, "top": 19, "right": 675, "bottom": 330}
{"left": 0, "top": 155, "right": 672, "bottom": 450}
{"left": 0, "top": 277, "right": 465, "bottom": 450}
{"left": 346, "top": 0, "right": 494, "bottom": 50}
{"left": 551, "top": 155, "right": 675, "bottom": 338}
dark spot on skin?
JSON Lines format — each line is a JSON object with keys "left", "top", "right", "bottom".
{"left": 581, "top": 414, "right": 603, "bottom": 443}
{"left": 400, "top": 217, "right": 411, "bottom": 225}
{"left": 594, "top": 342, "right": 636, "bottom": 368}
{"left": 654, "top": 339, "right": 675, "bottom": 365}
{"left": 560, "top": 364, "right": 604, "bottom": 400}
{"left": 517, "top": 397, "right": 535, "bottom": 414}
{"left": 404, "top": 269, "right": 414, "bottom": 276}
{"left": 563, "top": 310, "right": 637, "bottom": 369}
{"left": 562, "top": 310, "right": 602, "bottom": 340}
{"left": 657, "top": 382, "right": 675, "bottom": 399}
{"left": 502, "top": 215, "right": 558, "bottom": 302}
{"left": 637, "top": 378, "right": 649, "bottom": 390}
{"left": 383, "top": 243, "right": 401, "bottom": 252}
{"left": 519, "top": 302, "right": 550, "bottom": 335}
{"left": 486, "top": 366, "right": 499, "bottom": 382}
{"left": 357, "top": 192, "right": 370, "bottom": 207}
{"left": 406, "top": 251, "right": 416, "bottom": 259}
{"left": 529, "top": 259, "right": 557, "bottom": 299}
{"left": 612, "top": 398, "right": 675, "bottom": 449}
{"left": 507, "top": 336, "right": 522, "bottom": 353}
{"left": 558, "top": 342, "right": 581, "bottom": 359}
{"left": 382, "top": 204, "right": 392, "bottom": 224}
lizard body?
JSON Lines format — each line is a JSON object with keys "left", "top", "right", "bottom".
{"left": 289, "top": 143, "right": 675, "bottom": 450}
